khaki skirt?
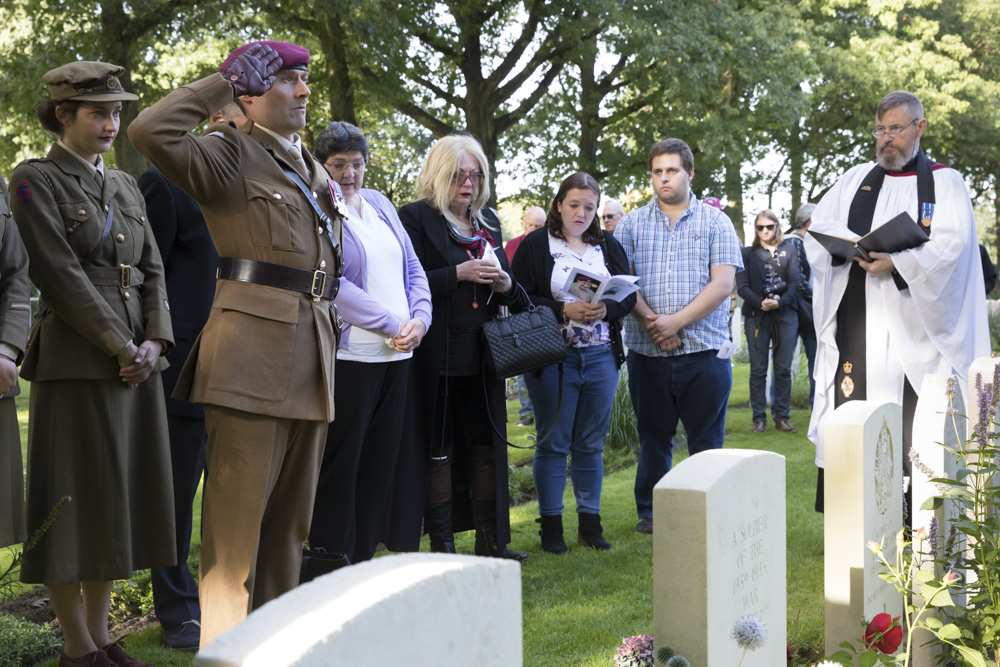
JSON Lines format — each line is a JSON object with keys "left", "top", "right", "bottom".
{"left": 0, "top": 398, "right": 25, "bottom": 548}
{"left": 20, "top": 376, "right": 176, "bottom": 585}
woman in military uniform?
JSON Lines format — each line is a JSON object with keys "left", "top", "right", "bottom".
{"left": 9, "top": 62, "right": 175, "bottom": 667}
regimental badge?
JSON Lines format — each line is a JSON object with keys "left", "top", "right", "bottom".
{"left": 861, "top": 185, "right": 872, "bottom": 191}
{"left": 328, "top": 179, "right": 349, "bottom": 218}
{"left": 841, "top": 361, "right": 854, "bottom": 398}
{"left": 107, "top": 75, "right": 121, "bottom": 91}
{"left": 15, "top": 181, "right": 30, "bottom": 205}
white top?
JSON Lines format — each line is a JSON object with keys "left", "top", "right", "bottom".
{"left": 548, "top": 233, "right": 611, "bottom": 347}
{"left": 804, "top": 162, "right": 990, "bottom": 466}
{"left": 337, "top": 196, "right": 412, "bottom": 362}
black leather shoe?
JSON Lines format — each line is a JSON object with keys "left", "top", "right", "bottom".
{"left": 300, "top": 547, "right": 351, "bottom": 584}
{"left": 775, "top": 418, "right": 798, "bottom": 433}
{"left": 162, "top": 619, "right": 200, "bottom": 651}
{"left": 635, "top": 517, "right": 653, "bottom": 534}
{"left": 475, "top": 530, "right": 529, "bottom": 563}
{"left": 429, "top": 534, "right": 456, "bottom": 553}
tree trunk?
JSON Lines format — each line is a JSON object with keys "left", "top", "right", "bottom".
{"left": 319, "top": 12, "right": 357, "bottom": 126}
{"left": 994, "top": 185, "right": 1000, "bottom": 266}
{"left": 790, "top": 128, "right": 804, "bottom": 211}
{"left": 578, "top": 46, "right": 599, "bottom": 178}
{"left": 100, "top": 7, "right": 144, "bottom": 178}
{"left": 724, "top": 157, "right": 744, "bottom": 244}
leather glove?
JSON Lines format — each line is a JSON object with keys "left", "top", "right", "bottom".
{"left": 222, "top": 43, "right": 283, "bottom": 97}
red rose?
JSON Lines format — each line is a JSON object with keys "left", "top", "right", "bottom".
{"left": 863, "top": 613, "right": 903, "bottom": 654}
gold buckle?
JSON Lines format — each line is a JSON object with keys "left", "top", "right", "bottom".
{"left": 310, "top": 269, "right": 327, "bottom": 301}
{"left": 120, "top": 264, "right": 133, "bottom": 289}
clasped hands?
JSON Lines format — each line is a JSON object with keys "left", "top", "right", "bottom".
{"left": 389, "top": 319, "right": 427, "bottom": 353}
{"left": 457, "top": 258, "right": 511, "bottom": 293}
{"left": 646, "top": 313, "right": 683, "bottom": 352}
{"left": 564, "top": 300, "right": 607, "bottom": 324}
{"left": 116, "top": 340, "right": 165, "bottom": 389}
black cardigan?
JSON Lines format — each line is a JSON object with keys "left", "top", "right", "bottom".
{"left": 511, "top": 227, "right": 636, "bottom": 368}
{"left": 735, "top": 240, "right": 801, "bottom": 324}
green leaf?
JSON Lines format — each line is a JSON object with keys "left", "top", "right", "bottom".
{"left": 936, "top": 623, "right": 962, "bottom": 640}
{"left": 923, "top": 616, "right": 944, "bottom": 629}
{"left": 955, "top": 645, "right": 987, "bottom": 667}
{"left": 859, "top": 649, "right": 878, "bottom": 667}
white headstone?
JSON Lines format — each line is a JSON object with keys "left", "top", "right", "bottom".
{"left": 654, "top": 449, "right": 786, "bottom": 666}
{"left": 193, "top": 554, "right": 522, "bottom": 667}
{"left": 823, "top": 401, "right": 904, "bottom": 656}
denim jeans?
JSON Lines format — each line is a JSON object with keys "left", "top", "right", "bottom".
{"left": 745, "top": 315, "right": 797, "bottom": 422}
{"left": 629, "top": 349, "right": 731, "bottom": 519}
{"left": 516, "top": 375, "right": 533, "bottom": 420}
{"left": 523, "top": 344, "right": 618, "bottom": 516}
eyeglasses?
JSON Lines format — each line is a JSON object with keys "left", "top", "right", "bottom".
{"left": 756, "top": 224, "right": 775, "bottom": 231}
{"left": 602, "top": 214, "right": 618, "bottom": 220}
{"left": 452, "top": 171, "right": 485, "bottom": 186}
{"left": 325, "top": 160, "right": 367, "bottom": 173}
{"left": 871, "top": 119, "right": 919, "bottom": 138}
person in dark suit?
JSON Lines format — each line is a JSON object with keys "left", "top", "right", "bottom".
{"left": 0, "top": 175, "right": 31, "bottom": 551}
{"left": 138, "top": 166, "right": 219, "bottom": 651}
{"left": 384, "top": 134, "right": 527, "bottom": 562}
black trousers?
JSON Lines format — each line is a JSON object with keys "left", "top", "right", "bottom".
{"left": 151, "top": 414, "right": 207, "bottom": 630}
{"left": 309, "top": 359, "right": 409, "bottom": 564}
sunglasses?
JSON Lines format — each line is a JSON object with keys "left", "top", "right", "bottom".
{"left": 756, "top": 224, "right": 776, "bottom": 231}
{"left": 602, "top": 214, "right": 617, "bottom": 220}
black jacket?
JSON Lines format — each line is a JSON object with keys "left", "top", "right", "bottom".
{"left": 511, "top": 227, "right": 636, "bottom": 368}
{"left": 736, "top": 240, "right": 801, "bottom": 324}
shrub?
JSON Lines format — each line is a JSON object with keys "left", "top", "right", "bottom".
{"left": 0, "top": 612, "right": 61, "bottom": 667}
{"left": 110, "top": 569, "right": 154, "bottom": 622}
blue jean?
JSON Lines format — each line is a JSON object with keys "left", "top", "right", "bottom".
{"left": 746, "top": 315, "right": 797, "bottom": 422}
{"left": 523, "top": 344, "right": 618, "bottom": 516}
{"left": 629, "top": 350, "right": 731, "bottom": 519}
{"left": 516, "top": 375, "right": 533, "bottom": 420}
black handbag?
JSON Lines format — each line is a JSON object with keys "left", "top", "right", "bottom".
{"left": 481, "top": 284, "right": 567, "bottom": 380}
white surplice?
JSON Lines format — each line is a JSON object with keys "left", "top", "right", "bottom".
{"left": 805, "top": 162, "right": 989, "bottom": 467}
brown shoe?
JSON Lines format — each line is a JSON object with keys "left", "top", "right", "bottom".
{"left": 775, "top": 418, "right": 798, "bottom": 433}
{"left": 102, "top": 641, "right": 153, "bottom": 667}
{"left": 751, "top": 419, "right": 766, "bottom": 433}
{"left": 60, "top": 651, "right": 114, "bottom": 667}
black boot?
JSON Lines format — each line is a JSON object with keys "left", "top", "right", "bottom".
{"left": 424, "top": 503, "right": 456, "bottom": 553}
{"left": 577, "top": 512, "right": 611, "bottom": 551}
{"left": 536, "top": 515, "right": 568, "bottom": 554}
{"left": 474, "top": 529, "right": 529, "bottom": 563}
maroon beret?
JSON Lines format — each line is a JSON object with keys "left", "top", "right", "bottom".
{"left": 220, "top": 41, "right": 310, "bottom": 73}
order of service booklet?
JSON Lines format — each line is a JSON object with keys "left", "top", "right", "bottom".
{"left": 807, "top": 211, "right": 929, "bottom": 264}
{"left": 559, "top": 266, "right": 640, "bottom": 303}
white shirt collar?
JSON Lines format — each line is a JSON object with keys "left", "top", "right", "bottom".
{"left": 58, "top": 140, "right": 105, "bottom": 177}
{"left": 255, "top": 125, "right": 302, "bottom": 155}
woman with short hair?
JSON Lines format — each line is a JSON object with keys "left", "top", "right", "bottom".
{"left": 307, "top": 121, "right": 431, "bottom": 566}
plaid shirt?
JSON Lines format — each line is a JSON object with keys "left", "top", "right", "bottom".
{"left": 617, "top": 194, "right": 743, "bottom": 356}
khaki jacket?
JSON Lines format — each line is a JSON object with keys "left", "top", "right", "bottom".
{"left": 129, "top": 74, "right": 342, "bottom": 421}
{"left": 0, "top": 176, "right": 30, "bottom": 384}
{"left": 9, "top": 148, "right": 172, "bottom": 381}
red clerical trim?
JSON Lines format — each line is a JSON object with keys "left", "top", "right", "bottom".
{"left": 886, "top": 163, "right": 949, "bottom": 177}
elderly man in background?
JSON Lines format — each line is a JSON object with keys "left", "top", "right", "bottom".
{"left": 602, "top": 199, "right": 624, "bottom": 234}
{"left": 504, "top": 205, "right": 546, "bottom": 426}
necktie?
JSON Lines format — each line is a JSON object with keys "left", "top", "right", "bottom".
{"left": 289, "top": 144, "right": 307, "bottom": 175}
{"left": 94, "top": 169, "right": 104, "bottom": 192}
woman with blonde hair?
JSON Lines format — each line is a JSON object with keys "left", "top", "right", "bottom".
{"left": 735, "top": 209, "right": 802, "bottom": 434}
{"left": 383, "top": 134, "right": 528, "bottom": 562}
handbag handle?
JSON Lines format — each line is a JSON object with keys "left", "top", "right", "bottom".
{"left": 482, "top": 363, "right": 563, "bottom": 450}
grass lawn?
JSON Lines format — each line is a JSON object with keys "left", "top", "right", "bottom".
{"left": 9, "top": 360, "right": 826, "bottom": 666}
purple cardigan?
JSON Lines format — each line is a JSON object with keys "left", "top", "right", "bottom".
{"left": 334, "top": 188, "right": 432, "bottom": 350}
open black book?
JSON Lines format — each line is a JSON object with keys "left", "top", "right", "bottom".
{"left": 808, "top": 211, "right": 929, "bottom": 264}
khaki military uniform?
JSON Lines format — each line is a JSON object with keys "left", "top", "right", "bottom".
{"left": 9, "top": 146, "right": 176, "bottom": 584}
{"left": 0, "top": 176, "right": 30, "bottom": 549}
{"left": 129, "top": 73, "right": 343, "bottom": 646}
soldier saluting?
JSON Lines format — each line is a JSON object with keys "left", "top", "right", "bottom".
{"left": 129, "top": 41, "right": 344, "bottom": 648}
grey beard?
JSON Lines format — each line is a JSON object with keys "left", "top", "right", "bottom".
{"left": 876, "top": 142, "right": 919, "bottom": 171}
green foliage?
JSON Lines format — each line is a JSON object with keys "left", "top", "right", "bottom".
{"left": 110, "top": 569, "right": 155, "bottom": 623}
{"left": 0, "top": 611, "right": 61, "bottom": 667}
{"left": 604, "top": 368, "right": 639, "bottom": 461}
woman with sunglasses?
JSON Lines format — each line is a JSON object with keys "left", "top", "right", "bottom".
{"left": 736, "top": 209, "right": 802, "bottom": 434}
{"left": 306, "top": 121, "right": 431, "bottom": 567}
{"left": 384, "top": 134, "right": 528, "bottom": 562}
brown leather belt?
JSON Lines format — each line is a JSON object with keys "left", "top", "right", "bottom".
{"left": 217, "top": 257, "right": 339, "bottom": 301}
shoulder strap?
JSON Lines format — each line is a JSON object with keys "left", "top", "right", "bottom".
{"left": 482, "top": 363, "right": 563, "bottom": 450}
{"left": 274, "top": 159, "right": 344, "bottom": 277}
